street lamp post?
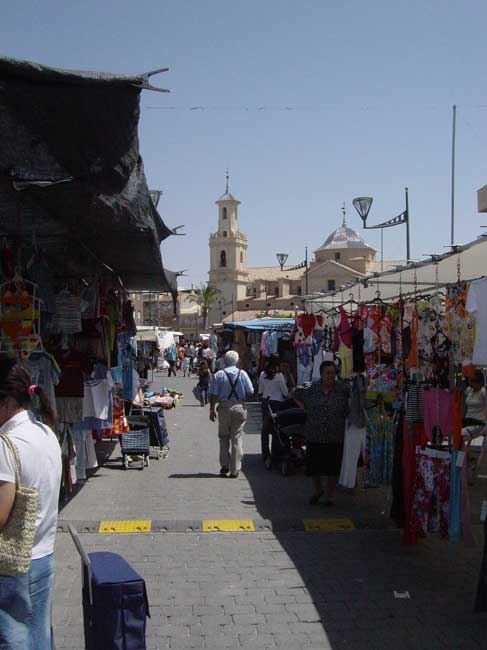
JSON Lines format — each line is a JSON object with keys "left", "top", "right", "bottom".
{"left": 276, "top": 253, "right": 289, "bottom": 271}
{"left": 305, "top": 246, "right": 308, "bottom": 296}
{"left": 352, "top": 188, "right": 411, "bottom": 263}
{"left": 283, "top": 247, "right": 309, "bottom": 296}
{"left": 149, "top": 189, "right": 163, "bottom": 208}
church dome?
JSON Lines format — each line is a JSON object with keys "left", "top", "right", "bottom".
{"left": 316, "top": 209, "right": 375, "bottom": 252}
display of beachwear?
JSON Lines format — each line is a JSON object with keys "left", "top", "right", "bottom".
{"left": 288, "top": 265, "right": 487, "bottom": 548}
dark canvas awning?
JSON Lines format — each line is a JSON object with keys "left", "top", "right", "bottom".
{"left": 0, "top": 56, "right": 177, "bottom": 293}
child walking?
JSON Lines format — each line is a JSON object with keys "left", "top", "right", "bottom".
{"left": 197, "top": 361, "right": 212, "bottom": 406}
{"left": 182, "top": 355, "right": 190, "bottom": 377}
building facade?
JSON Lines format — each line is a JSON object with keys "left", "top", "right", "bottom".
{"left": 207, "top": 182, "right": 403, "bottom": 327}
{"left": 129, "top": 290, "right": 206, "bottom": 340}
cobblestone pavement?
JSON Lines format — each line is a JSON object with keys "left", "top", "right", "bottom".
{"left": 53, "top": 373, "right": 487, "bottom": 649}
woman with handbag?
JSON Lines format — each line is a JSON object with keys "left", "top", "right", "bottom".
{"left": 0, "top": 358, "right": 62, "bottom": 649}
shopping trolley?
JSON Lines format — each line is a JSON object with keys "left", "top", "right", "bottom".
{"left": 68, "top": 525, "right": 150, "bottom": 649}
{"left": 126, "top": 405, "right": 170, "bottom": 460}
{"left": 120, "top": 427, "right": 150, "bottom": 469}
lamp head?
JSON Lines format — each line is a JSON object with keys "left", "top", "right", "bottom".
{"left": 352, "top": 197, "right": 373, "bottom": 223}
{"left": 276, "top": 253, "right": 289, "bottom": 271}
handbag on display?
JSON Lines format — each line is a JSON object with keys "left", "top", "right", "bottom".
{"left": 0, "top": 433, "right": 38, "bottom": 576}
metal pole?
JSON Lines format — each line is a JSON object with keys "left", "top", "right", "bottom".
{"left": 305, "top": 246, "right": 309, "bottom": 295}
{"left": 451, "top": 104, "right": 456, "bottom": 247}
{"left": 380, "top": 229, "right": 384, "bottom": 273}
{"left": 405, "top": 187, "right": 411, "bottom": 262}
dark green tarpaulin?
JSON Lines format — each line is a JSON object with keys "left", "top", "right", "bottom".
{"left": 0, "top": 56, "right": 177, "bottom": 294}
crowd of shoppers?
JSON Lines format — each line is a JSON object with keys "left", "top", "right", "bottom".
{"left": 163, "top": 341, "right": 220, "bottom": 377}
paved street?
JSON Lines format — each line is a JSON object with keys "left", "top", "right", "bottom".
{"left": 53, "top": 373, "right": 487, "bottom": 649}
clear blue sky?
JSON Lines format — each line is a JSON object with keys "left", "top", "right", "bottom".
{"left": 2, "top": 1, "right": 486, "bottom": 286}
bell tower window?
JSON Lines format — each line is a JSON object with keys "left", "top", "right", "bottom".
{"left": 222, "top": 207, "right": 227, "bottom": 219}
{"left": 220, "top": 251, "right": 227, "bottom": 267}
{"left": 223, "top": 231, "right": 228, "bottom": 238}
{"left": 240, "top": 251, "right": 243, "bottom": 264}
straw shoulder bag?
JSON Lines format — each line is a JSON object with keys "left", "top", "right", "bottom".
{"left": 0, "top": 433, "right": 38, "bottom": 576}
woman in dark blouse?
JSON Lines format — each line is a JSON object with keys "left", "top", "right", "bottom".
{"left": 293, "top": 361, "right": 349, "bottom": 506}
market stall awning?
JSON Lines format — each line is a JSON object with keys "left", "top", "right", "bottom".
{"left": 0, "top": 56, "right": 177, "bottom": 294}
{"left": 223, "top": 318, "right": 296, "bottom": 331}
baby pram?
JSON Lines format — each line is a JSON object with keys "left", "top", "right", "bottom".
{"left": 266, "top": 406, "right": 306, "bottom": 476}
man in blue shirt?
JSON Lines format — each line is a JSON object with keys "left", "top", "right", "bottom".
{"left": 208, "top": 350, "right": 254, "bottom": 478}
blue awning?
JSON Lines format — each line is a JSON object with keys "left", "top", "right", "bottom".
{"left": 224, "top": 318, "right": 295, "bottom": 331}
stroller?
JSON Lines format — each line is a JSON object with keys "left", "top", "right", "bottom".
{"left": 266, "top": 405, "right": 306, "bottom": 476}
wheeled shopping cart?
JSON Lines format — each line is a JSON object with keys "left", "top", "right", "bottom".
{"left": 69, "top": 525, "right": 150, "bottom": 650}
{"left": 120, "top": 427, "right": 150, "bottom": 469}
{"left": 126, "top": 405, "right": 170, "bottom": 460}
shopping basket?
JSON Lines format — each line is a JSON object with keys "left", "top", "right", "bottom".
{"left": 120, "top": 428, "right": 150, "bottom": 469}
{"left": 68, "top": 525, "right": 150, "bottom": 650}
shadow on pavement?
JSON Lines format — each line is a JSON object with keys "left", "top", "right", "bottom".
{"left": 169, "top": 472, "right": 222, "bottom": 479}
{"left": 241, "top": 425, "right": 486, "bottom": 648}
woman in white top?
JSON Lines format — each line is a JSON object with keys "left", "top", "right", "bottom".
{"left": 258, "top": 357, "right": 289, "bottom": 461}
{"left": 0, "top": 359, "right": 62, "bottom": 649}
{"left": 462, "top": 370, "right": 486, "bottom": 442}
{"left": 465, "top": 371, "right": 486, "bottom": 424}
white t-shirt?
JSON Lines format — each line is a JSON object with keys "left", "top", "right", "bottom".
{"left": 83, "top": 372, "right": 115, "bottom": 420}
{"left": 466, "top": 279, "right": 487, "bottom": 365}
{"left": 258, "top": 372, "right": 289, "bottom": 402}
{"left": 0, "top": 410, "right": 62, "bottom": 559}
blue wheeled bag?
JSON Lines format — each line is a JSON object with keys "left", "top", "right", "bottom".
{"left": 69, "top": 526, "right": 150, "bottom": 650}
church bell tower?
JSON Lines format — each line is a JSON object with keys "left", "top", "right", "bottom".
{"left": 208, "top": 173, "right": 249, "bottom": 325}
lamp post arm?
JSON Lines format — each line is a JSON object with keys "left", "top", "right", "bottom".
{"left": 363, "top": 211, "right": 407, "bottom": 230}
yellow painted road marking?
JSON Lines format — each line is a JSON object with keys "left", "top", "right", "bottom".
{"left": 303, "top": 518, "right": 355, "bottom": 532}
{"left": 99, "top": 520, "right": 152, "bottom": 533}
{"left": 202, "top": 519, "right": 255, "bottom": 532}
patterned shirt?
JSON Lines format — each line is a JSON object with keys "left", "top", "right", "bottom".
{"left": 294, "top": 381, "right": 349, "bottom": 444}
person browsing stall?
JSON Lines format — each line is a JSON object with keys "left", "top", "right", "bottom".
{"left": 462, "top": 369, "right": 487, "bottom": 482}
{"left": 208, "top": 351, "right": 254, "bottom": 478}
{"left": 293, "top": 361, "right": 349, "bottom": 506}
{"left": 258, "top": 358, "right": 289, "bottom": 462}
{"left": 0, "top": 359, "right": 62, "bottom": 650}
